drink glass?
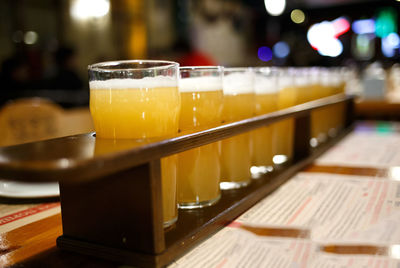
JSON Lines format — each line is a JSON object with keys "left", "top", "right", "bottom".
{"left": 310, "top": 67, "right": 323, "bottom": 147}
{"left": 88, "top": 60, "right": 180, "bottom": 228}
{"left": 220, "top": 67, "right": 255, "bottom": 189}
{"left": 273, "top": 68, "right": 296, "bottom": 164}
{"left": 328, "top": 68, "right": 345, "bottom": 137}
{"left": 294, "top": 68, "right": 312, "bottom": 105}
{"left": 251, "top": 67, "right": 278, "bottom": 177}
{"left": 177, "top": 66, "right": 224, "bottom": 209}
{"left": 318, "top": 68, "right": 332, "bottom": 143}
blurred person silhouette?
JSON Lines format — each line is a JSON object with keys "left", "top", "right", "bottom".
{"left": 0, "top": 55, "right": 30, "bottom": 105}
{"left": 0, "top": 55, "right": 30, "bottom": 90}
{"left": 47, "top": 46, "right": 83, "bottom": 90}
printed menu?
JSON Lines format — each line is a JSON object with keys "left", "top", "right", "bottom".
{"left": 171, "top": 226, "right": 400, "bottom": 268}
{"left": 237, "top": 172, "right": 400, "bottom": 244}
{"left": 172, "top": 172, "right": 400, "bottom": 267}
{"left": 316, "top": 126, "right": 400, "bottom": 168}
{"left": 170, "top": 228, "right": 315, "bottom": 268}
{"left": 0, "top": 202, "right": 60, "bottom": 233}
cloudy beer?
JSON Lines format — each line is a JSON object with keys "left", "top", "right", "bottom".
{"left": 220, "top": 68, "right": 255, "bottom": 189}
{"left": 251, "top": 68, "right": 278, "bottom": 175}
{"left": 89, "top": 60, "right": 180, "bottom": 228}
{"left": 177, "top": 67, "right": 223, "bottom": 208}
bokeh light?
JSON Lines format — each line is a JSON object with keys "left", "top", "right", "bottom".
{"left": 24, "top": 31, "right": 38, "bottom": 45}
{"left": 258, "top": 46, "right": 273, "bottom": 62}
{"left": 264, "top": 0, "right": 286, "bottom": 16}
{"left": 290, "top": 9, "right": 305, "bottom": 24}
{"left": 375, "top": 8, "right": 397, "bottom": 38}
{"left": 354, "top": 34, "right": 375, "bottom": 60}
{"left": 70, "top": 0, "right": 110, "bottom": 20}
{"left": 352, "top": 19, "right": 375, "bottom": 35}
{"left": 382, "top": 32, "right": 400, "bottom": 57}
{"left": 273, "top": 41, "right": 290, "bottom": 58}
{"left": 387, "top": 32, "right": 400, "bottom": 48}
{"left": 307, "top": 17, "right": 349, "bottom": 57}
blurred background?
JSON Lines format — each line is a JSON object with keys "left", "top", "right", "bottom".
{"left": 0, "top": 0, "right": 399, "bottom": 107}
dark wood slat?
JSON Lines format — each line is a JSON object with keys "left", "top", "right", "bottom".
{"left": 293, "top": 112, "right": 311, "bottom": 161}
{"left": 59, "top": 160, "right": 165, "bottom": 255}
{"left": 0, "top": 95, "right": 353, "bottom": 184}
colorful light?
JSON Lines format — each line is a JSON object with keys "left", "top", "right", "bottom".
{"left": 290, "top": 9, "right": 305, "bottom": 24}
{"left": 273, "top": 41, "right": 290, "bottom": 58}
{"left": 307, "top": 17, "right": 349, "bottom": 57}
{"left": 352, "top": 19, "right": 375, "bottom": 35}
{"left": 387, "top": 32, "right": 400, "bottom": 48}
{"left": 382, "top": 32, "right": 400, "bottom": 57}
{"left": 258, "top": 46, "right": 273, "bottom": 62}
{"left": 332, "top": 17, "right": 350, "bottom": 37}
{"left": 375, "top": 8, "right": 397, "bottom": 38}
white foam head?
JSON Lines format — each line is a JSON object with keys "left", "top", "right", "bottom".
{"left": 277, "top": 75, "right": 294, "bottom": 90}
{"left": 89, "top": 76, "right": 177, "bottom": 90}
{"left": 294, "top": 74, "right": 309, "bottom": 87}
{"left": 223, "top": 72, "right": 254, "bottom": 95}
{"left": 179, "top": 77, "right": 222, "bottom": 92}
{"left": 309, "top": 69, "right": 320, "bottom": 85}
{"left": 254, "top": 74, "right": 277, "bottom": 94}
{"left": 320, "top": 70, "right": 331, "bottom": 86}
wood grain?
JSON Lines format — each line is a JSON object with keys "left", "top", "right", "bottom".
{"left": 0, "top": 94, "right": 353, "bottom": 184}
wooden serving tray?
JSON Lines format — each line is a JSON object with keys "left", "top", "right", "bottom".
{"left": 0, "top": 94, "right": 355, "bottom": 267}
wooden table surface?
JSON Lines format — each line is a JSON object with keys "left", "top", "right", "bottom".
{"left": 0, "top": 122, "right": 398, "bottom": 267}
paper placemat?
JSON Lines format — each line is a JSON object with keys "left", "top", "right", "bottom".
{"left": 316, "top": 128, "right": 400, "bottom": 168}
{"left": 0, "top": 202, "right": 60, "bottom": 233}
{"left": 237, "top": 172, "right": 400, "bottom": 245}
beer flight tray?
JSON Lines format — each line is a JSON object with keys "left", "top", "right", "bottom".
{"left": 0, "top": 94, "right": 355, "bottom": 267}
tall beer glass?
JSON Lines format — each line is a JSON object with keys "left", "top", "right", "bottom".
{"left": 274, "top": 68, "right": 296, "bottom": 164}
{"left": 328, "top": 68, "right": 345, "bottom": 137}
{"left": 177, "top": 66, "right": 223, "bottom": 208}
{"left": 88, "top": 60, "right": 180, "bottom": 228}
{"left": 294, "top": 68, "right": 312, "bottom": 105}
{"left": 251, "top": 67, "right": 278, "bottom": 176}
{"left": 318, "top": 68, "right": 332, "bottom": 143}
{"left": 310, "top": 67, "right": 323, "bottom": 147}
{"left": 220, "top": 68, "right": 255, "bottom": 189}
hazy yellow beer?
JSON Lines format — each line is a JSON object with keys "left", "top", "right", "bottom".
{"left": 310, "top": 68, "right": 326, "bottom": 147}
{"left": 328, "top": 69, "right": 345, "bottom": 137}
{"left": 251, "top": 68, "right": 278, "bottom": 176}
{"left": 294, "top": 68, "right": 312, "bottom": 105}
{"left": 220, "top": 68, "right": 254, "bottom": 189}
{"left": 274, "top": 70, "right": 296, "bottom": 163}
{"left": 89, "top": 60, "right": 180, "bottom": 228}
{"left": 177, "top": 67, "right": 223, "bottom": 208}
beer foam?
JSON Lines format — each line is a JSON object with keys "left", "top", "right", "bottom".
{"left": 179, "top": 77, "right": 222, "bottom": 92}
{"left": 277, "top": 76, "right": 294, "bottom": 90}
{"left": 223, "top": 73, "right": 254, "bottom": 95}
{"left": 89, "top": 76, "right": 177, "bottom": 89}
{"left": 254, "top": 74, "right": 277, "bottom": 94}
{"left": 294, "top": 75, "right": 309, "bottom": 86}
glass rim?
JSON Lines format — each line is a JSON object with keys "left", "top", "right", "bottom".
{"left": 88, "top": 60, "right": 179, "bottom": 72}
{"left": 253, "top": 66, "right": 276, "bottom": 74}
{"left": 223, "top": 67, "right": 253, "bottom": 73}
{"left": 179, "top": 66, "right": 223, "bottom": 72}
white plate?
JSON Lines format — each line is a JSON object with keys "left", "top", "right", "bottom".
{"left": 0, "top": 180, "right": 59, "bottom": 198}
